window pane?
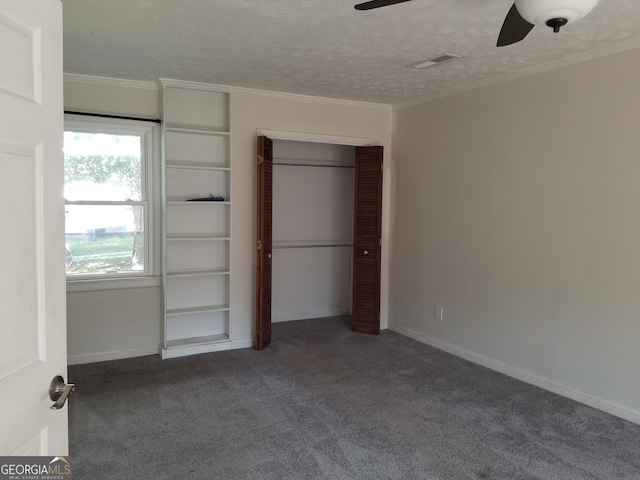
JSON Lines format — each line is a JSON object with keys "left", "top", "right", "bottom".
{"left": 65, "top": 205, "right": 145, "bottom": 276}
{"left": 64, "top": 132, "right": 143, "bottom": 201}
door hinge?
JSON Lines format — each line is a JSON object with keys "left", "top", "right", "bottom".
{"left": 257, "top": 240, "right": 262, "bottom": 250}
{"left": 258, "top": 155, "right": 264, "bottom": 164}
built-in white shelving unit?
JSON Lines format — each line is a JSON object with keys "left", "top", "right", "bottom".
{"left": 160, "top": 80, "right": 231, "bottom": 359}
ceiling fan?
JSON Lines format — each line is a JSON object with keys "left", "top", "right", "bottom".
{"left": 354, "top": 0, "right": 599, "bottom": 47}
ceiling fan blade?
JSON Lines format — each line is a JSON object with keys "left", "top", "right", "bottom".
{"left": 497, "top": 3, "right": 535, "bottom": 47}
{"left": 355, "top": 0, "right": 413, "bottom": 11}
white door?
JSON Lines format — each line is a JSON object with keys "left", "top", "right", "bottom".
{"left": 0, "top": 0, "right": 68, "bottom": 455}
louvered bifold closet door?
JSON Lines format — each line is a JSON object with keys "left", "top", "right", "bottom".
{"left": 255, "top": 136, "right": 273, "bottom": 349}
{"left": 352, "top": 146, "right": 383, "bottom": 334}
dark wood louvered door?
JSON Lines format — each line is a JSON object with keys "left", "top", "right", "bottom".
{"left": 255, "top": 136, "right": 273, "bottom": 350}
{"left": 352, "top": 146, "right": 383, "bottom": 334}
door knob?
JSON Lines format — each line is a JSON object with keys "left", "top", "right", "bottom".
{"left": 363, "top": 250, "right": 369, "bottom": 256}
{"left": 267, "top": 253, "right": 272, "bottom": 259}
{"left": 49, "top": 375, "right": 75, "bottom": 410}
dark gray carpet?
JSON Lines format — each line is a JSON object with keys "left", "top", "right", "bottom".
{"left": 69, "top": 316, "right": 640, "bottom": 479}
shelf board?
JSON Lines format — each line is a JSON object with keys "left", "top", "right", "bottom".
{"left": 165, "top": 126, "right": 230, "bottom": 136}
{"left": 167, "top": 234, "right": 230, "bottom": 241}
{"left": 166, "top": 162, "right": 230, "bottom": 171}
{"left": 166, "top": 304, "right": 230, "bottom": 316}
{"left": 165, "top": 334, "right": 229, "bottom": 349}
{"left": 166, "top": 268, "right": 229, "bottom": 278}
{"left": 166, "top": 199, "right": 230, "bottom": 205}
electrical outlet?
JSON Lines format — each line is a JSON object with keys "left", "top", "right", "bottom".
{"left": 435, "top": 305, "right": 444, "bottom": 322}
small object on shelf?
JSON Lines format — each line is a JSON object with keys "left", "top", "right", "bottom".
{"left": 187, "top": 194, "right": 225, "bottom": 202}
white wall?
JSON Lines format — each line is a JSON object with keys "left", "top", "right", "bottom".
{"left": 64, "top": 76, "right": 392, "bottom": 361}
{"left": 390, "top": 47, "right": 640, "bottom": 423}
{"left": 64, "top": 77, "right": 160, "bottom": 119}
{"left": 64, "top": 76, "right": 162, "bottom": 364}
{"left": 67, "top": 287, "right": 162, "bottom": 364}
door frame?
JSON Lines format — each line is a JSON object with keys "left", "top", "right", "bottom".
{"left": 255, "top": 128, "right": 389, "bottom": 332}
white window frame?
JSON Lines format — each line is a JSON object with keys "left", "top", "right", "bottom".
{"left": 64, "top": 114, "right": 161, "bottom": 291}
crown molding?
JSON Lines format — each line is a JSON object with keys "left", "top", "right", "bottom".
{"left": 64, "top": 73, "right": 159, "bottom": 90}
{"left": 394, "top": 38, "right": 640, "bottom": 110}
{"left": 159, "top": 78, "right": 392, "bottom": 111}
{"left": 65, "top": 73, "right": 391, "bottom": 110}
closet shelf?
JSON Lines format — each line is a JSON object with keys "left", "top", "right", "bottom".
{"left": 166, "top": 304, "right": 230, "bottom": 316}
{"left": 272, "top": 157, "right": 355, "bottom": 168}
{"left": 272, "top": 240, "right": 353, "bottom": 249}
{"left": 165, "top": 333, "right": 230, "bottom": 349}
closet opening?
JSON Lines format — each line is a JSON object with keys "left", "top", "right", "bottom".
{"left": 273, "top": 140, "right": 355, "bottom": 326}
{"left": 256, "top": 135, "right": 383, "bottom": 350}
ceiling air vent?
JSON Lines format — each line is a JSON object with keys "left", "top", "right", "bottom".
{"left": 407, "top": 53, "right": 460, "bottom": 70}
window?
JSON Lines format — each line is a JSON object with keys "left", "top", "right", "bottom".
{"left": 64, "top": 115, "right": 159, "bottom": 282}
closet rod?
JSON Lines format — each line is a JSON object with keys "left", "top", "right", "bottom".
{"left": 272, "top": 161, "right": 354, "bottom": 169}
{"left": 64, "top": 110, "right": 162, "bottom": 124}
{"left": 272, "top": 243, "right": 353, "bottom": 249}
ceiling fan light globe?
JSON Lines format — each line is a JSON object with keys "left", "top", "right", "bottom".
{"left": 514, "top": 0, "right": 598, "bottom": 27}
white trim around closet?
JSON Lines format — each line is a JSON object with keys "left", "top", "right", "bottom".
{"left": 256, "top": 129, "right": 376, "bottom": 147}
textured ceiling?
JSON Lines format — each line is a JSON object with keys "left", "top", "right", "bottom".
{"left": 62, "top": 0, "right": 640, "bottom": 105}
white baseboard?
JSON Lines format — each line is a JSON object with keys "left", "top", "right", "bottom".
{"left": 160, "top": 338, "right": 254, "bottom": 360}
{"left": 388, "top": 322, "right": 640, "bottom": 426}
{"left": 231, "top": 339, "right": 254, "bottom": 349}
{"left": 68, "top": 345, "right": 161, "bottom": 365}
{"left": 69, "top": 338, "right": 254, "bottom": 364}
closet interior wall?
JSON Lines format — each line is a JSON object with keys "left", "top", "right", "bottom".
{"left": 272, "top": 140, "right": 355, "bottom": 323}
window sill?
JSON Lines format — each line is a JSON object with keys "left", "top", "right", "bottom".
{"left": 66, "top": 275, "right": 162, "bottom": 293}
